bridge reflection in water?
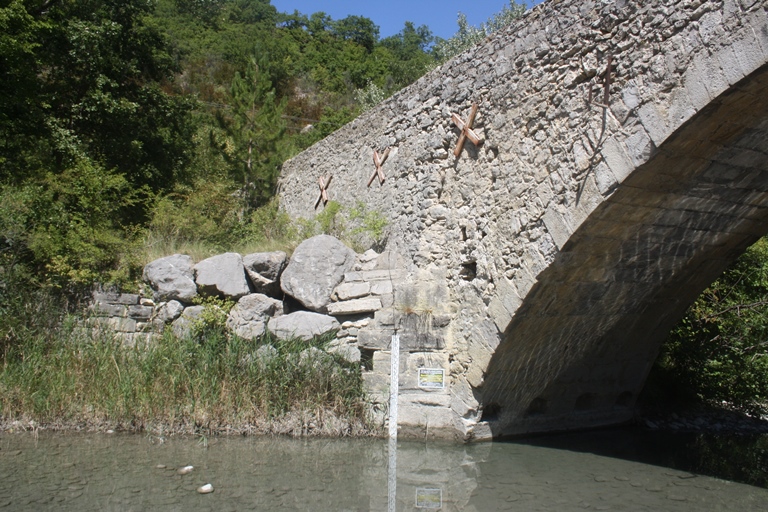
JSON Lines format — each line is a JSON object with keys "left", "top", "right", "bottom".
{"left": 1, "top": 430, "right": 767, "bottom": 511}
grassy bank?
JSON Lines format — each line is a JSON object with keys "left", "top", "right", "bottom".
{"left": 0, "top": 319, "right": 376, "bottom": 437}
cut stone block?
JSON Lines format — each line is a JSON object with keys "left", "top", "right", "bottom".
{"left": 327, "top": 297, "right": 382, "bottom": 316}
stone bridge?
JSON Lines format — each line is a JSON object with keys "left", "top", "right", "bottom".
{"left": 277, "top": 0, "right": 768, "bottom": 440}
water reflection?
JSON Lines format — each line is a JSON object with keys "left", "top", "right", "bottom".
{"left": 0, "top": 430, "right": 766, "bottom": 511}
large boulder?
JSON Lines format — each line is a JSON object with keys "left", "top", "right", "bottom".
{"left": 194, "top": 252, "right": 251, "bottom": 299}
{"left": 226, "top": 293, "right": 283, "bottom": 340}
{"left": 243, "top": 251, "right": 287, "bottom": 297}
{"left": 280, "top": 235, "right": 356, "bottom": 312}
{"left": 143, "top": 254, "right": 198, "bottom": 303}
{"left": 267, "top": 311, "right": 340, "bottom": 341}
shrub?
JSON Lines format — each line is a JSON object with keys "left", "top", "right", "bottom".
{"left": 646, "top": 238, "right": 768, "bottom": 415}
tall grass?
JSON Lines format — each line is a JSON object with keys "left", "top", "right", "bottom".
{"left": 0, "top": 319, "right": 372, "bottom": 436}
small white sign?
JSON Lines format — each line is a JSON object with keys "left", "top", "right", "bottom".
{"left": 418, "top": 368, "right": 445, "bottom": 389}
{"left": 415, "top": 488, "right": 443, "bottom": 509}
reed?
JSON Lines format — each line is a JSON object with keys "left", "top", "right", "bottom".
{"left": 0, "top": 319, "right": 373, "bottom": 436}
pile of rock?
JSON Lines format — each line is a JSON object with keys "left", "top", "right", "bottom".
{"left": 92, "top": 235, "right": 405, "bottom": 366}
{"left": 89, "top": 233, "right": 462, "bottom": 434}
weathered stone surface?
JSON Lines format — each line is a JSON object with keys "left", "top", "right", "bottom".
{"left": 194, "top": 252, "right": 251, "bottom": 299}
{"left": 267, "top": 311, "right": 340, "bottom": 341}
{"left": 127, "top": 305, "right": 153, "bottom": 321}
{"left": 358, "top": 329, "right": 394, "bottom": 350}
{"left": 327, "top": 343, "right": 361, "bottom": 363}
{"left": 243, "top": 251, "right": 287, "bottom": 297}
{"left": 344, "top": 269, "right": 405, "bottom": 283}
{"left": 90, "top": 303, "right": 127, "bottom": 318}
{"left": 241, "top": 344, "right": 278, "bottom": 370}
{"left": 335, "top": 282, "right": 370, "bottom": 301}
{"left": 226, "top": 293, "right": 283, "bottom": 340}
{"left": 143, "top": 254, "right": 198, "bottom": 302}
{"left": 370, "top": 281, "right": 393, "bottom": 295}
{"left": 327, "top": 297, "right": 382, "bottom": 316}
{"left": 108, "top": 317, "right": 137, "bottom": 333}
{"left": 155, "top": 300, "right": 184, "bottom": 323}
{"left": 171, "top": 305, "right": 205, "bottom": 339}
{"left": 280, "top": 235, "right": 356, "bottom": 312}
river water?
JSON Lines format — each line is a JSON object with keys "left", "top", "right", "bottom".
{"left": 1, "top": 427, "right": 766, "bottom": 511}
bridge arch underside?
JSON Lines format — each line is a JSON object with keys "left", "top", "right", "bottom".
{"left": 479, "top": 64, "right": 768, "bottom": 438}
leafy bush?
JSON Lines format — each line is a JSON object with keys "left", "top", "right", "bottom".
{"left": 0, "top": 160, "right": 143, "bottom": 290}
{"left": 354, "top": 80, "right": 386, "bottom": 112}
{"left": 349, "top": 201, "right": 388, "bottom": 251}
{"left": 294, "top": 200, "right": 388, "bottom": 252}
{"left": 434, "top": 2, "right": 526, "bottom": 62}
{"left": 647, "top": 238, "right": 768, "bottom": 415}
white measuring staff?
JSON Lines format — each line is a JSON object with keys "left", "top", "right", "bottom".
{"left": 388, "top": 333, "right": 400, "bottom": 438}
{"left": 387, "top": 333, "right": 400, "bottom": 512}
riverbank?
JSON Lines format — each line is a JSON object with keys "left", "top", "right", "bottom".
{"left": 0, "top": 324, "right": 380, "bottom": 439}
{"left": 0, "top": 408, "right": 377, "bottom": 438}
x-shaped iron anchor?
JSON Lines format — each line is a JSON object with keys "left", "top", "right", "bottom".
{"left": 451, "top": 102, "right": 483, "bottom": 157}
{"left": 314, "top": 175, "right": 333, "bottom": 209}
{"left": 367, "top": 148, "right": 391, "bottom": 187}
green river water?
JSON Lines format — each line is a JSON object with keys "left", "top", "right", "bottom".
{"left": 0, "top": 427, "right": 766, "bottom": 511}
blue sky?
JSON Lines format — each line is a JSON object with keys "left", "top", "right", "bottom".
{"left": 269, "top": 1, "right": 541, "bottom": 41}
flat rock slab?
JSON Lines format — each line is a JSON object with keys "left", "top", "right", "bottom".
{"left": 143, "top": 254, "right": 198, "bottom": 303}
{"left": 268, "top": 311, "right": 340, "bottom": 341}
{"left": 327, "top": 297, "right": 382, "bottom": 316}
{"left": 343, "top": 269, "right": 405, "bottom": 283}
{"left": 194, "top": 252, "right": 251, "bottom": 299}
{"left": 335, "top": 282, "right": 371, "bottom": 301}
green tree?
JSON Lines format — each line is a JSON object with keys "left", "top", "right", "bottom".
{"left": 379, "top": 21, "right": 436, "bottom": 89}
{"left": 0, "top": 0, "right": 195, "bottom": 290}
{"left": 221, "top": 52, "right": 287, "bottom": 210}
{"left": 0, "top": 0, "right": 194, "bottom": 193}
{"left": 649, "top": 238, "right": 768, "bottom": 415}
{"left": 333, "top": 15, "right": 379, "bottom": 52}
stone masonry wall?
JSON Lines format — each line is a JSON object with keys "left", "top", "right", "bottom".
{"left": 278, "top": 0, "right": 768, "bottom": 440}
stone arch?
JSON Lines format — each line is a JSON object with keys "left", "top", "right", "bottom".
{"left": 478, "top": 62, "right": 768, "bottom": 438}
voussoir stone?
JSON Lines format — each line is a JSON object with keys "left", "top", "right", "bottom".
{"left": 280, "top": 235, "right": 357, "bottom": 312}
{"left": 226, "top": 293, "right": 283, "bottom": 340}
{"left": 243, "top": 251, "right": 287, "bottom": 297}
{"left": 267, "top": 311, "right": 340, "bottom": 341}
{"left": 142, "top": 254, "right": 198, "bottom": 303}
{"left": 194, "top": 252, "right": 251, "bottom": 299}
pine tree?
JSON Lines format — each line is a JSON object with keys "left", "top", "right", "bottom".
{"left": 223, "top": 52, "right": 287, "bottom": 212}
